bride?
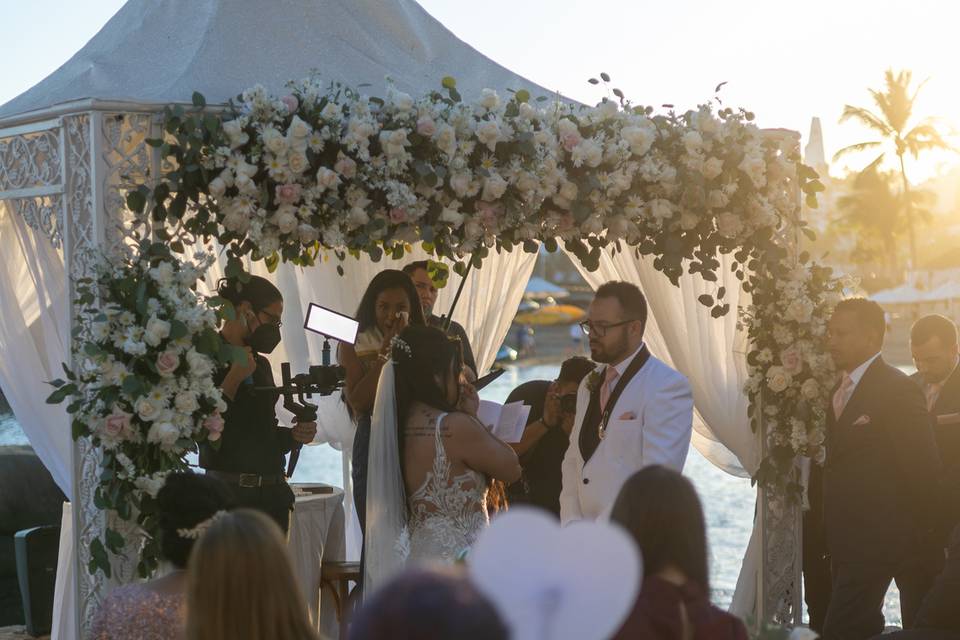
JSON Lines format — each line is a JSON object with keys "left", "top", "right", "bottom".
{"left": 364, "top": 324, "right": 520, "bottom": 593}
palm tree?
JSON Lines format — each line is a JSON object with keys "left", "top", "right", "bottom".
{"left": 833, "top": 69, "right": 954, "bottom": 270}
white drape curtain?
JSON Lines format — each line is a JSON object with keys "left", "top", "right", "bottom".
{"left": 201, "top": 244, "right": 539, "bottom": 559}
{"left": 562, "top": 245, "right": 760, "bottom": 616}
{"left": 0, "top": 203, "right": 76, "bottom": 640}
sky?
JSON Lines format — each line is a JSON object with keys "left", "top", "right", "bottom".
{"left": 1, "top": 0, "right": 958, "bottom": 181}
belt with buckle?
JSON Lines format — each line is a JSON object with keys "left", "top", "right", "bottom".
{"left": 207, "top": 470, "right": 286, "bottom": 488}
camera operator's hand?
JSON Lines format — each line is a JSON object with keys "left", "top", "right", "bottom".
{"left": 458, "top": 366, "right": 480, "bottom": 417}
{"left": 230, "top": 346, "right": 257, "bottom": 380}
{"left": 291, "top": 419, "right": 318, "bottom": 444}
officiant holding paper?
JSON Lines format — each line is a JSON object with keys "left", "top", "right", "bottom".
{"left": 560, "top": 282, "right": 694, "bottom": 524}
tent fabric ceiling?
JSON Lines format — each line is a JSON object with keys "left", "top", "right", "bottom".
{"left": 0, "top": 0, "right": 558, "bottom": 123}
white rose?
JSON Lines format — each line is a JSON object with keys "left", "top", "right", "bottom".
{"left": 766, "top": 366, "right": 792, "bottom": 393}
{"left": 595, "top": 99, "right": 618, "bottom": 121}
{"left": 440, "top": 206, "right": 465, "bottom": 228}
{"left": 784, "top": 298, "right": 814, "bottom": 324}
{"left": 147, "top": 421, "right": 180, "bottom": 450}
{"left": 738, "top": 153, "right": 767, "bottom": 188}
{"left": 347, "top": 207, "right": 369, "bottom": 228}
{"left": 648, "top": 199, "right": 674, "bottom": 222}
{"left": 518, "top": 102, "right": 537, "bottom": 120}
{"left": 682, "top": 131, "right": 704, "bottom": 154}
{"left": 515, "top": 172, "right": 539, "bottom": 194}
{"left": 390, "top": 90, "right": 414, "bottom": 112}
{"left": 287, "top": 151, "right": 309, "bottom": 174}
{"left": 450, "top": 172, "right": 472, "bottom": 197}
{"left": 621, "top": 124, "right": 655, "bottom": 156}
{"left": 262, "top": 127, "right": 287, "bottom": 155}
{"left": 572, "top": 138, "right": 603, "bottom": 167}
{"left": 209, "top": 176, "right": 227, "bottom": 197}
{"left": 316, "top": 167, "right": 342, "bottom": 191}
{"left": 150, "top": 261, "right": 175, "bottom": 286}
{"left": 321, "top": 102, "right": 342, "bottom": 121}
{"left": 703, "top": 156, "right": 724, "bottom": 180}
{"left": 716, "top": 212, "right": 744, "bottom": 239}
{"left": 186, "top": 349, "right": 213, "bottom": 379}
{"left": 134, "top": 474, "right": 167, "bottom": 498}
{"left": 174, "top": 390, "right": 199, "bottom": 414}
{"left": 559, "top": 181, "right": 578, "bottom": 202}
{"left": 481, "top": 173, "right": 509, "bottom": 201}
{"left": 333, "top": 154, "right": 356, "bottom": 179}
{"left": 260, "top": 234, "right": 280, "bottom": 255}
{"left": 275, "top": 207, "right": 299, "bottom": 234}
{"left": 223, "top": 119, "right": 249, "bottom": 148}
{"left": 292, "top": 223, "right": 316, "bottom": 244}
{"left": 707, "top": 190, "right": 729, "bottom": 209}
{"left": 476, "top": 120, "right": 501, "bottom": 151}
{"left": 479, "top": 88, "right": 500, "bottom": 111}
{"left": 464, "top": 219, "right": 484, "bottom": 240}
{"left": 136, "top": 397, "right": 161, "bottom": 422}
{"left": 679, "top": 210, "right": 699, "bottom": 230}
{"left": 436, "top": 124, "right": 457, "bottom": 156}
{"left": 144, "top": 316, "right": 171, "bottom": 347}
{"left": 801, "top": 378, "right": 821, "bottom": 401}
{"left": 287, "top": 115, "right": 311, "bottom": 139}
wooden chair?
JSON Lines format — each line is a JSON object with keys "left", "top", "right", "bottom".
{"left": 320, "top": 560, "right": 361, "bottom": 639}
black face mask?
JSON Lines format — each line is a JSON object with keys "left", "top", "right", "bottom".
{"left": 246, "top": 322, "right": 281, "bottom": 354}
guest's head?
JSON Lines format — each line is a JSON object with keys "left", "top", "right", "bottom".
{"left": 394, "top": 324, "right": 463, "bottom": 419}
{"left": 355, "top": 269, "right": 426, "bottom": 336}
{"left": 402, "top": 260, "right": 439, "bottom": 317}
{"left": 828, "top": 298, "right": 886, "bottom": 372}
{"left": 217, "top": 274, "right": 284, "bottom": 354}
{"left": 585, "top": 282, "right": 647, "bottom": 364}
{"left": 555, "top": 356, "right": 595, "bottom": 415}
{"left": 157, "top": 472, "right": 233, "bottom": 570}
{"left": 186, "top": 509, "right": 316, "bottom": 640}
{"left": 349, "top": 566, "right": 508, "bottom": 640}
{"left": 911, "top": 314, "right": 960, "bottom": 384}
{"left": 611, "top": 466, "right": 709, "bottom": 594}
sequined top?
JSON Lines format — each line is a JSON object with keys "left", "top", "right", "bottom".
{"left": 90, "top": 583, "right": 185, "bottom": 640}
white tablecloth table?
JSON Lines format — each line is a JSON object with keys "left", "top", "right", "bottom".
{"left": 289, "top": 484, "right": 346, "bottom": 640}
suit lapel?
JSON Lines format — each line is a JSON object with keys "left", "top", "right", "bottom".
{"left": 837, "top": 357, "right": 885, "bottom": 427}
{"left": 933, "top": 365, "right": 960, "bottom": 414}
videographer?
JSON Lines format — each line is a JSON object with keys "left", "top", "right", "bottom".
{"left": 200, "top": 275, "right": 317, "bottom": 535}
{"left": 505, "top": 356, "right": 595, "bottom": 518}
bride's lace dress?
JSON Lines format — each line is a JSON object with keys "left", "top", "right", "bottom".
{"left": 405, "top": 412, "right": 489, "bottom": 564}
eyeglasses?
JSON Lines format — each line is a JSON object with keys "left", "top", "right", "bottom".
{"left": 257, "top": 309, "right": 282, "bottom": 328}
{"left": 579, "top": 319, "right": 637, "bottom": 337}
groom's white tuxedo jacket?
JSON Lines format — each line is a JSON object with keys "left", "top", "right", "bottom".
{"left": 560, "top": 348, "right": 694, "bottom": 524}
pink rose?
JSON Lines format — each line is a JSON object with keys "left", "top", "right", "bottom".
{"left": 561, "top": 132, "right": 582, "bottom": 152}
{"left": 333, "top": 154, "right": 356, "bottom": 179}
{"left": 203, "top": 412, "right": 224, "bottom": 442}
{"left": 477, "top": 201, "right": 503, "bottom": 228}
{"left": 275, "top": 183, "right": 302, "bottom": 205}
{"left": 780, "top": 345, "right": 803, "bottom": 376}
{"left": 389, "top": 207, "right": 408, "bottom": 224}
{"left": 281, "top": 95, "right": 299, "bottom": 114}
{"left": 156, "top": 350, "right": 179, "bottom": 377}
{"left": 103, "top": 409, "right": 131, "bottom": 438}
{"left": 416, "top": 116, "right": 437, "bottom": 137}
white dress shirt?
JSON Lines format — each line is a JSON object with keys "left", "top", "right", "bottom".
{"left": 838, "top": 351, "right": 882, "bottom": 407}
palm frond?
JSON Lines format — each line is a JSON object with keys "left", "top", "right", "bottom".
{"left": 839, "top": 105, "right": 892, "bottom": 136}
{"left": 832, "top": 141, "right": 882, "bottom": 162}
{"left": 904, "top": 120, "right": 957, "bottom": 156}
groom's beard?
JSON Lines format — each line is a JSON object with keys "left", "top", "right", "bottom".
{"left": 590, "top": 333, "right": 630, "bottom": 364}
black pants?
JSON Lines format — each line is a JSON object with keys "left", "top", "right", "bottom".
{"left": 351, "top": 415, "right": 371, "bottom": 593}
{"left": 803, "top": 513, "right": 832, "bottom": 633}
{"left": 824, "top": 558, "right": 941, "bottom": 640}
{"left": 231, "top": 482, "right": 295, "bottom": 536}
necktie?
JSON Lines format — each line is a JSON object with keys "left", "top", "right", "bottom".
{"left": 832, "top": 373, "right": 853, "bottom": 420}
{"left": 926, "top": 382, "right": 944, "bottom": 412}
{"left": 600, "top": 366, "right": 619, "bottom": 414}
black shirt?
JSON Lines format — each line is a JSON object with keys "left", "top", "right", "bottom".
{"left": 199, "top": 350, "right": 294, "bottom": 475}
{"left": 429, "top": 315, "right": 477, "bottom": 376}
{"left": 505, "top": 380, "right": 569, "bottom": 518}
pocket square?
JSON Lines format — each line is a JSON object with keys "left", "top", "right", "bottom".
{"left": 937, "top": 413, "right": 960, "bottom": 426}
{"left": 618, "top": 411, "right": 637, "bottom": 420}
{"left": 852, "top": 415, "right": 871, "bottom": 426}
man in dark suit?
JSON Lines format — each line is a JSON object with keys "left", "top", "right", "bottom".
{"left": 910, "top": 314, "right": 960, "bottom": 534}
{"left": 822, "top": 298, "right": 943, "bottom": 640}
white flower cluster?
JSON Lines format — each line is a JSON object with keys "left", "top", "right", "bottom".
{"left": 196, "top": 77, "right": 800, "bottom": 262}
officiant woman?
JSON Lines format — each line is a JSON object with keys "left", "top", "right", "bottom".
{"left": 339, "top": 270, "right": 425, "bottom": 539}
{"left": 200, "top": 275, "right": 318, "bottom": 535}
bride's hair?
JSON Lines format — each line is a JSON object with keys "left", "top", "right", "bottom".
{"left": 392, "top": 325, "right": 463, "bottom": 452}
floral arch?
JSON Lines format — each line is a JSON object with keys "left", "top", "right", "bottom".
{"left": 21, "top": 75, "right": 838, "bottom": 631}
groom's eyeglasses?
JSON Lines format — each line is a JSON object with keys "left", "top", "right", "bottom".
{"left": 579, "top": 319, "right": 636, "bottom": 338}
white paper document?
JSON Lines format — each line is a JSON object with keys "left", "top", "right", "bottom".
{"left": 477, "top": 400, "right": 531, "bottom": 443}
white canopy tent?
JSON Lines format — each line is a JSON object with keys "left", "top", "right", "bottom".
{"left": 0, "top": 1, "right": 795, "bottom": 637}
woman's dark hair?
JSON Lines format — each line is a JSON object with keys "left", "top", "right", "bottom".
{"left": 354, "top": 270, "right": 425, "bottom": 333}
{"left": 610, "top": 465, "right": 710, "bottom": 593}
{"left": 349, "top": 567, "right": 508, "bottom": 640}
{"left": 217, "top": 275, "right": 283, "bottom": 312}
{"left": 157, "top": 472, "right": 234, "bottom": 569}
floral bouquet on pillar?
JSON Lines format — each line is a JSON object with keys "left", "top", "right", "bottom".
{"left": 46, "top": 240, "right": 241, "bottom": 577}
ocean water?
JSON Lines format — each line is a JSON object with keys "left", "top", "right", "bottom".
{"left": 0, "top": 363, "right": 905, "bottom": 621}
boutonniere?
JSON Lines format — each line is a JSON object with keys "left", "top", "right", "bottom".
{"left": 586, "top": 370, "right": 603, "bottom": 394}
{"left": 852, "top": 415, "right": 871, "bottom": 426}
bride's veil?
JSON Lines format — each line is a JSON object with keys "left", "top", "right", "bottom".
{"left": 363, "top": 359, "right": 408, "bottom": 595}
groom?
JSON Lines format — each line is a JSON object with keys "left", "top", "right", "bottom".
{"left": 560, "top": 281, "right": 693, "bottom": 524}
